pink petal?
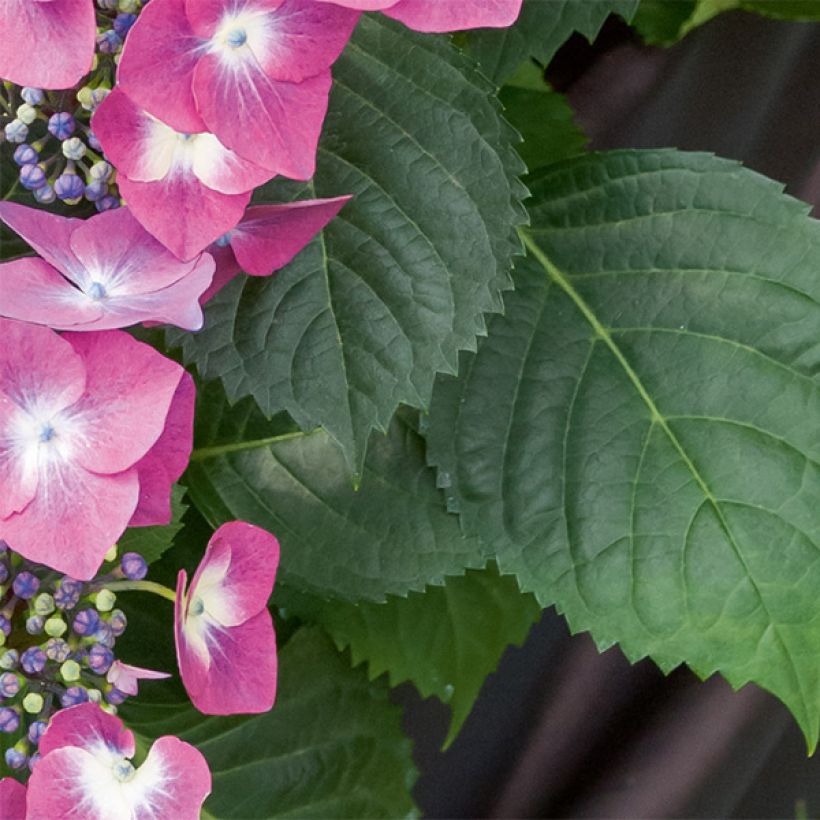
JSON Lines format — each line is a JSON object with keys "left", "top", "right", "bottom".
{"left": 0, "top": 0, "right": 95, "bottom": 88}
{"left": 199, "top": 244, "right": 243, "bottom": 303}
{"left": 117, "top": 174, "right": 252, "bottom": 262}
{"left": 193, "top": 56, "right": 331, "bottom": 179}
{"left": 62, "top": 332, "right": 185, "bottom": 476}
{"left": 314, "top": 0, "right": 399, "bottom": 8}
{"left": 38, "top": 702, "right": 135, "bottom": 759}
{"left": 0, "top": 777, "right": 26, "bottom": 820}
{"left": 189, "top": 521, "right": 280, "bottom": 625}
{"left": 116, "top": 0, "right": 207, "bottom": 133}
{"left": 230, "top": 196, "right": 351, "bottom": 276}
{"left": 107, "top": 660, "right": 172, "bottom": 696}
{"left": 384, "top": 0, "right": 523, "bottom": 31}
{"left": 186, "top": 0, "right": 359, "bottom": 83}
{"left": 0, "top": 256, "right": 105, "bottom": 330}
{"left": 129, "top": 371, "right": 195, "bottom": 527}
{"left": 0, "top": 202, "right": 82, "bottom": 278}
{"left": 0, "top": 462, "right": 139, "bottom": 580}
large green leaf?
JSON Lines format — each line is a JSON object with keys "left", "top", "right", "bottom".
{"left": 277, "top": 563, "right": 540, "bottom": 749}
{"left": 168, "top": 14, "right": 526, "bottom": 477}
{"left": 120, "top": 627, "right": 417, "bottom": 819}
{"left": 465, "top": 0, "right": 640, "bottom": 85}
{"left": 425, "top": 150, "right": 820, "bottom": 750}
{"left": 183, "top": 381, "right": 489, "bottom": 602}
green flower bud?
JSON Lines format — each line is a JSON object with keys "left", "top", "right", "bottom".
{"left": 45, "top": 616, "right": 67, "bottom": 638}
{"left": 104, "top": 544, "right": 118, "bottom": 563}
{"left": 33, "top": 593, "right": 55, "bottom": 617}
{"left": 95, "top": 589, "right": 116, "bottom": 612}
{"left": 22, "top": 693, "right": 43, "bottom": 714}
{"left": 60, "top": 659, "right": 81, "bottom": 682}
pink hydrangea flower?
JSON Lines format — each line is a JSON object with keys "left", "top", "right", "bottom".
{"left": 0, "top": 777, "right": 25, "bottom": 820}
{"left": 202, "top": 195, "right": 352, "bottom": 302}
{"left": 316, "top": 0, "right": 523, "bottom": 31}
{"left": 92, "top": 88, "right": 275, "bottom": 261}
{"left": 0, "top": 319, "right": 194, "bottom": 579}
{"left": 27, "top": 703, "right": 211, "bottom": 820}
{"left": 0, "top": 1, "right": 95, "bottom": 89}
{"left": 175, "top": 521, "right": 280, "bottom": 714}
{"left": 116, "top": 0, "right": 360, "bottom": 180}
{"left": 107, "top": 660, "right": 172, "bottom": 696}
{"left": 0, "top": 203, "right": 215, "bottom": 331}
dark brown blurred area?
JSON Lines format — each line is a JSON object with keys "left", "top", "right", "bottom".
{"left": 402, "top": 9, "right": 820, "bottom": 819}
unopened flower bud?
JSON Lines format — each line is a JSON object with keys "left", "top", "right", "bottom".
{"left": 20, "top": 648, "right": 46, "bottom": 675}
{"left": 33, "top": 184, "right": 56, "bottom": 204}
{"left": 104, "top": 544, "right": 118, "bottom": 562}
{"left": 106, "top": 687, "right": 127, "bottom": 706}
{"left": 54, "top": 172, "right": 85, "bottom": 203}
{"left": 87, "top": 689, "right": 103, "bottom": 703}
{"left": 45, "top": 638, "right": 70, "bottom": 663}
{"left": 121, "top": 552, "right": 147, "bottom": 581}
{"left": 109, "top": 609, "right": 127, "bottom": 636}
{"left": 20, "top": 87, "right": 44, "bottom": 106}
{"left": 95, "top": 589, "right": 116, "bottom": 612}
{"left": 27, "top": 721, "right": 47, "bottom": 744}
{"left": 60, "top": 660, "right": 81, "bottom": 682}
{"left": 34, "top": 593, "right": 55, "bottom": 617}
{"left": 0, "top": 672, "right": 20, "bottom": 698}
{"left": 72, "top": 608, "right": 99, "bottom": 637}
{"left": 0, "top": 650, "right": 18, "bottom": 671}
{"left": 0, "top": 707, "right": 20, "bottom": 733}
{"left": 28, "top": 751, "right": 40, "bottom": 772}
{"left": 25, "top": 614, "right": 45, "bottom": 635}
{"left": 4, "top": 120, "right": 28, "bottom": 143}
{"left": 13, "top": 571, "right": 39, "bottom": 600}
{"left": 96, "top": 194, "right": 119, "bottom": 212}
{"left": 22, "top": 693, "right": 44, "bottom": 715}
{"left": 87, "top": 644, "right": 114, "bottom": 675}
{"left": 48, "top": 112, "right": 75, "bottom": 140}
{"left": 118, "top": 0, "right": 140, "bottom": 12}
{"left": 85, "top": 180, "right": 108, "bottom": 202}
{"left": 5, "top": 746, "right": 26, "bottom": 769}
{"left": 45, "top": 616, "right": 67, "bottom": 638}
{"left": 0, "top": 616, "right": 12, "bottom": 637}
{"left": 19, "top": 163, "right": 46, "bottom": 191}
{"left": 61, "top": 137, "right": 87, "bottom": 161}
{"left": 15, "top": 103, "right": 37, "bottom": 125}
{"left": 13, "top": 144, "right": 37, "bottom": 166}
{"left": 60, "top": 686, "right": 88, "bottom": 707}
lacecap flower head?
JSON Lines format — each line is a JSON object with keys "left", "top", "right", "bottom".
{"left": 0, "top": 319, "right": 194, "bottom": 579}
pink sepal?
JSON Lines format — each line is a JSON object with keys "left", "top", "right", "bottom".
{"left": 0, "top": 777, "right": 25, "bottom": 820}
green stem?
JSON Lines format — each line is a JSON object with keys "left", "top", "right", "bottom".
{"left": 189, "top": 428, "right": 315, "bottom": 462}
{"left": 104, "top": 580, "right": 177, "bottom": 603}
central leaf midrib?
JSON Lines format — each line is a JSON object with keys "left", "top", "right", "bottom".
{"left": 518, "top": 227, "right": 811, "bottom": 722}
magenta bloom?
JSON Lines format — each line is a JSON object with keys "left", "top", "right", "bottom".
{"left": 0, "top": 319, "right": 194, "bottom": 579}
{"left": 92, "top": 88, "right": 273, "bottom": 261}
{"left": 316, "top": 0, "right": 522, "bottom": 31}
{"left": 202, "top": 196, "right": 352, "bottom": 302}
{"left": 107, "top": 660, "right": 172, "bottom": 696}
{"left": 0, "top": 778, "right": 25, "bottom": 820}
{"left": 175, "top": 521, "right": 279, "bottom": 715}
{"left": 116, "top": 0, "right": 359, "bottom": 180}
{"left": 27, "top": 703, "right": 211, "bottom": 819}
{"left": 0, "top": 203, "right": 215, "bottom": 331}
{"left": 0, "top": 1, "right": 95, "bottom": 88}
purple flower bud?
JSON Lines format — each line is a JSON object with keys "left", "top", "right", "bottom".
{"left": 28, "top": 721, "right": 47, "bottom": 745}
{"left": 60, "top": 686, "right": 88, "bottom": 708}
{"left": 95, "top": 194, "right": 119, "bottom": 212}
{"left": 54, "top": 172, "right": 85, "bottom": 202}
{"left": 20, "top": 87, "right": 44, "bottom": 106}
{"left": 33, "top": 184, "right": 56, "bottom": 205}
{"left": 28, "top": 751, "right": 40, "bottom": 772}
{"left": 4, "top": 747, "right": 26, "bottom": 769}
{"left": 0, "top": 673, "right": 20, "bottom": 698}
{"left": 87, "top": 130, "right": 102, "bottom": 151}
{"left": 13, "top": 144, "right": 37, "bottom": 166}
{"left": 45, "top": 638, "right": 71, "bottom": 663}
{"left": 94, "top": 621, "right": 115, "bottom": 648}
{"left": 25, "top": 615, "right": 45, "bottom": 635}
{"left": 0, "top": 708, "right": 19, "bottom": 733}
{"left": 19, "top": 163, "right": 46, "bottom": 191}
{"left": 0, "top": 616, "right": 12, "bottom": 637}
{"left": 0, "top": 650, "right": 19, "bottom": 670}
{"left": 106, "top": 687, "right": 128, "bottom": 706}
{"left": 0, "top": 541, "right": 7, "bottom": 554}
{"left": 47, "top": 112, "right": 75, "bottom": 140}
{"left": 87, "top": 644, "right": 114, "bottom": 675}
{"left": 113, "top": 12, "right": 137, "bottom": 37}
{"left": 84, "top": 180, "right": 108, "bottom": 202}
{"left": 54, "top": 578, "right": 81, "bottom": 610}
{"left": 109, "top": 609, "right": 127, "bottom": 636}
{"left": 72, "top": 608, "right": 99, "bottom": 637}
{"left": 13, "top": 571, "right": 40, "bottom": 600}
{"left": 121, "top": 552, "right": 148, "bottom": 581}
{"left": 97, "top": 30, "right": 122, "bottom": 54}
{"left": 0, "top": 563, "right": 9, "bottom": 584}
{"left": 20, "top": 647, "right": 46, "bottom": 675}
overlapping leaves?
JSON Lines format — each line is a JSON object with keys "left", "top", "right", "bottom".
{"left": 426, "top": 149, "right": 820, "bottom": 749}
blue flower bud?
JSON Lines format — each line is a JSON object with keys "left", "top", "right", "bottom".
{"left": 54, "top": 578, "right": 82, "bottom": 610}
{"left": 54, "top": 172, "right": 85, "bottom": 203}
{"left": 28, "top": 751, "right": 40, "bottom": 771}
{"left": 84, "top": 180, "right": 108, "bottom": 202}
{"left": 0, "top": 563, "right": 9, "bottom": 584}
{"left": 4, "top": 120, "right": 29, "bottom": 143}
{"left": 27, "top": 721, "right": 47, "bottom": 745}
{"left": 13, "top": 571, "right": 40, "bottom": 600}
{"left": 121, "top": 552, "right": 147, "bottom": 581}
{"left": 33, "top": 184, "right": 56, "bottom": 205}
{"left": 48, "top": 112, "right": 75, "bottom": 140}
{"left": 106, "top": 687, "right": 127, "bottom": 706}
{"left": 0, "top": 672, "right": 20, "bottom": 698}
{"left": 25, "top": 615, "right": 45, "bottom": 635}
{"left": 19, "top": 164, "right": 47, "bottom": 190}
{"left": 20, "top": 87, "right": 44, "bottom": 106}
{"left": 60, "top": 686, "right": 88, "bottom": 707}
{"left": 88, "top": 644, "right": 114, "bottom": 675}
{"left": 0, "top": 650, "right": 19, "bottom": 671}
{"left": 97, "top": 30, "right": 122, "bottom": 54}
{"left": 4, "top": 747, "right": 26, "bottom": 769}
{"left": 0, "top": 708, "right": 20, "bottom": 733}
{"left": 94, "top": 621, "right": 115, "bottom": 648}
{"left": 20, "top": 647, "right": 46, "bottom": 675}
{"left": 114, "top": 12, "right": 137, "bottom": 37}
{"left": 109, "top": 609, "right": 127, "bottom": 636}
{"left": 95, "top": 194, "right": 119, "bottom": 212}
{"left": 87, "top": 130, "right": 102, "bottom": 151}
{"left": 72, "top": 608, "right": 99, "bottom": 637}
{"left": 13, "top": 144, "right": 38, "bottom": 166}
{"left": 90, "top": 160, "right": 113, "bottom": 182}
{"left": 0, "top": 616, "right": 12, "bottom": 637}
{"left": 45, "top": 638, "right": 71, "bottom": 662}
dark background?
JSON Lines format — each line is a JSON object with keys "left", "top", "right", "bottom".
{"left": 401, "top": 10, "right": 820, "bottom": 818}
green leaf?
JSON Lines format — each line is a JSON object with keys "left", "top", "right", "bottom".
{"left": 499, "top": 62, "right": 587, "bottom": 171}
{"left": 277, "top": 563, "right": 540, "bottom": 749}
{"left": 120, "top": 627, "right": 418, "bottom": 819}
{"left": 465, "top": 0, "right": 640, "bottom": 86}
{"left": 425, "top": 149, "right": 820, "bottom": 751}
{"left": 183, "top": 381, "right": 489, "bottom": 602}
{"left": 168, "top": 14, "right": 526, "bottom": 477}
{"left": 116, "top": 485, "right": 187, "bottom": 565}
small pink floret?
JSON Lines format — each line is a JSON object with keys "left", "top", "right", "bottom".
{"left": 175, "top": 521, "right": 280, "bottom": 714}
{"left": 107, "top": 660, "right": 172, "bottom": 697}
